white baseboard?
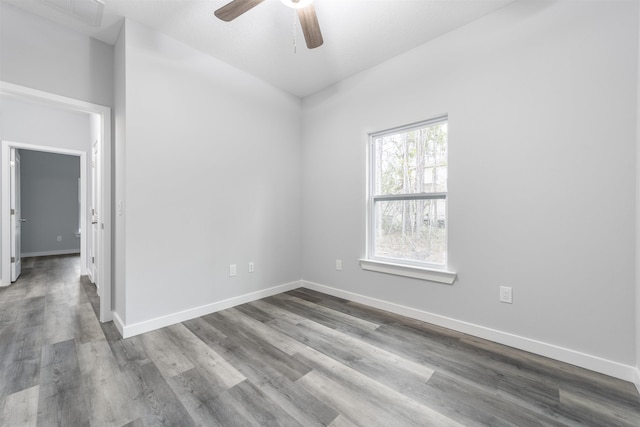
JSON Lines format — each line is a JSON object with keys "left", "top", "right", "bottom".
{"left": 302, "top": 280, "right": 637, "bottom": 384}
{"left": 119, "top": 280, "right": 303, "bottom": 339}
{"left": 22, "top": 249, "right": 80, "bottom": 257}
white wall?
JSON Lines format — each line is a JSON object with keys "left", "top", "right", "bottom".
{"left": 302, "top": 0, "right": 638, "bottom": 371}
{"left": 117, "top": 20, "right": 303, "bottom": 326}
{"left": 113, "top": 23, "right": 126, "bottom": 321}
{"left": 0, "top": 2, "right": 113, "bottom": 107}
{"left": 20, "top": 150, "right": 81, "bottom": 255}
{"left": 636, "top": 0, "right": 640, "bottom": 390}
{"left": 0, "top": 97, "right": 91, "bottom": 152}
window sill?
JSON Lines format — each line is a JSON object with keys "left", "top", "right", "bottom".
{"left": 359, "top": 259, "right": 457, "bottom": 285}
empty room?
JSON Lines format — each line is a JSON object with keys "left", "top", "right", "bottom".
{"left": 1, "top": 0, "right": 640, "bottom": 425}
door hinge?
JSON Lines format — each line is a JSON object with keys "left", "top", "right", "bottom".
{"left": 10, "top": 209, "right": 15, "bottom": 215}
{"left": 11, "top": 257, "right": 15, "bottom": 263}
{"left": 92, "top": 256, "right": 95, "bottom": 264}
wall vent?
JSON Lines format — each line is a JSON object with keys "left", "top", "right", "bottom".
{"left": 39, "top": 0, "right": 104, "bottom": 27}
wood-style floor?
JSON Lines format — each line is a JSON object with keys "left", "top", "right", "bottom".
{"left": 1, "top": 255, "right": 639, "bottom": 426}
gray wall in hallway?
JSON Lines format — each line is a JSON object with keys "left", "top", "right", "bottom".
{"left": 20, "top": 150, "right": 81, "bottom": 256}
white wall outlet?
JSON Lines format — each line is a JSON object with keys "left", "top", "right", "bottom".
{"left": 500, "top": 286, "right": 513, "bottom": 304}
{"left": 248, "top": 262, "right": 255, "bottom": 273}
{"left": 336, "top": 259, "right": 342, "bottom": 271}
{"left": 229, "top": 264, "right": 237, "bottom": 277}
{"left": 57, "top": 236, "right": 62, "bottom": 242}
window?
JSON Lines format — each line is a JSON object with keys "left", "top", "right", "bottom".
{"left": 363, "top": 116, "right": 455, "bottom": 283}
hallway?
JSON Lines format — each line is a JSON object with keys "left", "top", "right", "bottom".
{"left": 0, "top": 255, "right": 107, "bottom": 425}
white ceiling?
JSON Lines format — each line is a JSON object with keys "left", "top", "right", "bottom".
{"left": 3, "top": 0, "right": 516, "bottom": 97}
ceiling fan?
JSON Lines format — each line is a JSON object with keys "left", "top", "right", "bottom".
{"left": 214, "top": 0, "right": 323, "bottom": 49}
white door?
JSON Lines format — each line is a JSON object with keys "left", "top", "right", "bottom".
{"left": 10, "top": 148, "right": 22, "bottom": 282}
{"left": 90, "top": 143, "right": 99, "bottom": 286}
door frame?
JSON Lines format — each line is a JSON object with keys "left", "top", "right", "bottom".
{"left": 10, "top": 148, "right": 22, "bottom": 282}
{"left": 89, "top": 141, "right": 99, "bottom": 284}
{"left": 0, "top": 81, "right": 112, "bottom": 323}
{"left": 3, "top": 142, "right": 87, "bottom": 279}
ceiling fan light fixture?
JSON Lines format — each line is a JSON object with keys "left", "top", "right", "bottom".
{"left": 280, "top": 0, "right": 313, "bottom": 9}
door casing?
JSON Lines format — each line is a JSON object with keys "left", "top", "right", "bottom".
{"left": 4, "top": 142, "right": 86, "bottom": 278}
{"left": 0, "top": 81, "right": 112, "bottom": 323}
{"left": 89, "top": 141, "right": 99, "bottom": 285}
{"left": 10, "top": 148, "right": 21, "bottom": 282}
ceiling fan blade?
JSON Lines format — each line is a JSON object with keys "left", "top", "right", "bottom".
{"left": 297, "top": 3, "right": 323, "bottom": 49}
{"left": 214, "top": 0, "right": 265, "bottom": 22}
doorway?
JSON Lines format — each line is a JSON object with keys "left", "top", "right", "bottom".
{"left": 11, "top": 148, "right": 84, "bottom": 282}
{"left": 0, "top": 81, "right": 112, "bottom": 323}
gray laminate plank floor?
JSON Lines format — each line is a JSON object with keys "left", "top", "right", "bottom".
{"left": 1, "top": 255, "right": 639, "bottom": 426}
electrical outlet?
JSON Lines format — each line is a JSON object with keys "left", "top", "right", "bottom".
{"left": 248, "top": 262, "right": 255, "bottom": 273}
{"left": 229, "top": 264, "right": 237, "bottom": 277}
{"left": 57, "top": 236, "right": 62, "bottom": 242}
{"left": 499, "top": 286, "right": 513, "bottom": 304}
{"left": 336, "top": 259, "right": 342, "bottom": 271}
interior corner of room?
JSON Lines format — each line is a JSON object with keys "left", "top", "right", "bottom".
{"left": 0, "top": 0, "right": 639, "bottom": 400}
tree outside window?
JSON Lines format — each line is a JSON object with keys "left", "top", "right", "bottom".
{"left": 369, "top": 117, "right": 448, "bottom": 267}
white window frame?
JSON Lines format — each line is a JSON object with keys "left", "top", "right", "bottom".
{"left": 361, "top": 116, "right": 456, "bottom": 284}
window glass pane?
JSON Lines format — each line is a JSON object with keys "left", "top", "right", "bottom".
{"left": 374, "top": 122, "right": 447, "bottom": 195}
{"left": 373, "top": 198, "right": 446, "bottom": 265}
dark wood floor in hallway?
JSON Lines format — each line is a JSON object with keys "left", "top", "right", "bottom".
{"left": 1, "top": 254, "right": 639, "bottom": 426}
